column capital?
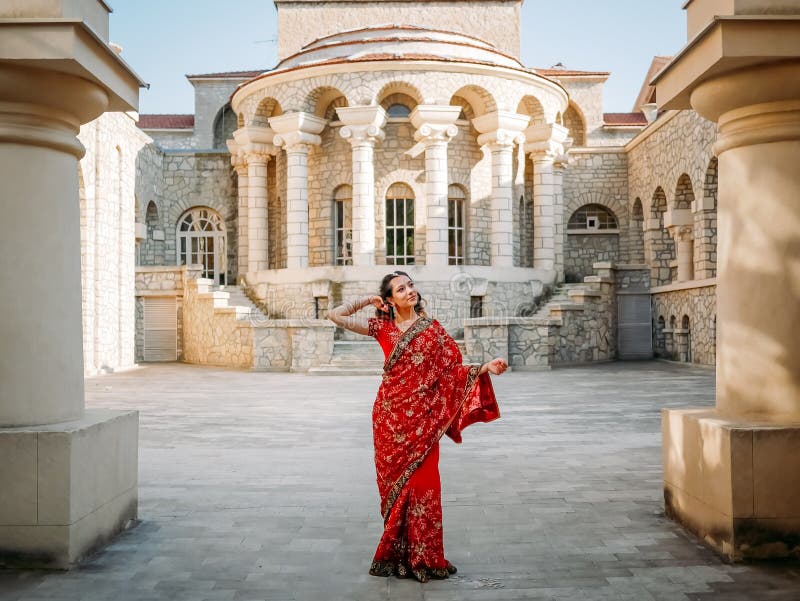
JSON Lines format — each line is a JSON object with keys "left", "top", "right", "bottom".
{"left": 472, "top": 110, "right": 529, "bottom": 148}
{"left": 407, "top": 104, "right": 461, "bottom": 156}
{"left": 233, "top": 125, "right": 278, "bottom": 159}
{"left": 670, "top": 224, "right": 694, "bottom": 241}
{"left": 337, "top": 105, "right": 387, "bottom": 147}
{"left": 524, "top": 122, "right": 570, "bottom": 160}
{"left": 269, "top": 111, "right": 326, "bottom": 151}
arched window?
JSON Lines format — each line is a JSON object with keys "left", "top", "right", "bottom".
{"left": 333, "top": 185, "right": 352, "bottom": 265}
{"left": 448, "top": 184, "right": 467, "bottom": 265}
{"left": 213, "top": 103, "right": 237, "bottom": 149}
{"left": 567, "top": 204, "right": 618, "bottom": 231}
{"left": 176, "top": 207, "right": 226, "bottom": 284}
{"left": 385, "top": 183, "right": 415, "bottom": 265}
{"left": 386, "top": 104, "right": 411, "bottom": 118}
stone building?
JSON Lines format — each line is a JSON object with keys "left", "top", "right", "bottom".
{"left": 121, "top": 0, "right": 720, "bottom": 372}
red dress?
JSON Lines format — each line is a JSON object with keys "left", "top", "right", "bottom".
{"left": 367, "top": 316, "right": 500, "bottom": 581}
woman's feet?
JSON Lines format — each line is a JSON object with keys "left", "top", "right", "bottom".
{"left": 369, "top": 559, "right": 457, "bottom": 583}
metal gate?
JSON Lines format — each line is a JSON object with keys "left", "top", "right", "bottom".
{"left": 617, "top": 293, "right": 653, "bottom": 360}
{"left": 143, "top": 297, "right": 177, "bottom": 361}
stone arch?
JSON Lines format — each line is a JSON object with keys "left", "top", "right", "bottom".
{"left": 563, "top": 102, "right": 586, "bottom": 146}
{"left": 564, "top": 201, "right": 621, "bottom": 282}
{"left": 303, "top": 85, "right": 348, "bottom": 119}
{"left": 449, "top": 85, "right": 497, "bottom": 119}
{"left": 696, "top": 156, "right": 718, "bottom": 278}
{"left": 252, "top": 97, "right": 283, "bottom": 127}
{"left": 213, "top": 103, "right": 238, "bottom": 149}
{"left": 145, "top": 200, "right": 165, "bottom": 265}
{"left": 450, "top": 96, "right": 475, "bottom": 121}
{"left": 647, "top": 186, "right": 675, "bottom": 287}
{"left": 629, "top": 197, "right": 645, "bottom": 263}
{"left": 655, "top": 315, "right": 666, "bottom": 357}
{"left": 376, "top": 81, "right": 423, "bottom": 108}
{"left": 381, "top": 92, "right": 417, "bottom": 116}
{"left": 673, "top": 173, "right": 695, "bottom": 209}
{"left": 516, "top": 95, "right": 546, "bottom": 126}
{"left": 565, "top": 191, "right": 626, "bottom": 229}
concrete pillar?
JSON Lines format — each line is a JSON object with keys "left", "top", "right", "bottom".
{"left": 234, "top": 156, "right": 249, "bottom": 277}
{"left": 409, "top": 105, "right": 461, "bottom": 266}
{"left": 0, "top": 3, "right": 142, "bottom": 568}
{"left": 654, "top": 3, "right": 800, "bottom": 560}
{"left": 472, "top": 111, "right": 530, "bottom": 268}
{"left": 270, "top": 112, "right": 326, "bottom": 270}
{"left": 337, "top": 106, "right": 387, "bottom": 266}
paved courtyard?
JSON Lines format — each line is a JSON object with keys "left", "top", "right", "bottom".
{"left": 2, "top": 362, "right": 800, "bottom": 601}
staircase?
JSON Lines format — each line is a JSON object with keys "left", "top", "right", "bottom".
{"left": 308, "top": 340, "right": 383, "bottom": 376}
{"left": 531, "top": 282, "right": 588, "bottom": 320}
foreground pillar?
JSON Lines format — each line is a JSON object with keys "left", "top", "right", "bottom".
{"left": 338, "top": 106, "right": 387, "bottom": 266}
{"left": 654, "top": 3, "right": 800, "bottom": 560}
{"left": 0, "top": 2, "right": 143, "bottom": 568}
{"left": 227, "top": 141, "right": 249, "bottom": 276}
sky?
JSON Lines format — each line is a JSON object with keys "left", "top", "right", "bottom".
{"left": 109, "top": 0, "right": 687, "bottom": 116}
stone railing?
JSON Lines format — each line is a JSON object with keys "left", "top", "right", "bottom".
{"left": 651, "top": 278, "right": 716, "bottom": 365}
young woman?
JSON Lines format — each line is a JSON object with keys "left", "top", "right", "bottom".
{"left": 329, "top": 271, "right": 507, "bottom": 583}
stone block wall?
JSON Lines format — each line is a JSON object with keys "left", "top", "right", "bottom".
{"left": 651, "top": 282, "right": 716, "bottom": 366}
{"left": 79, "top": 111, "right": 151, "bottom": 375}
{"left": 182, "top": 279, "right": 254, "bottom": 368}
{"left": 252, "top": 321, "right": 335, "bottom": 371}
{"left": 565, "top": 233, "right": 620, "bottom": 282}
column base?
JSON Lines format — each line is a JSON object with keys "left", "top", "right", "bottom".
{"left": 662, "top": 409, "right": 800, "bottom": 561}
{"left": 0, "top": 410, "right": 138, "bottom": 569}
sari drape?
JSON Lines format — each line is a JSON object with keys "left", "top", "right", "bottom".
{"left": 367, "top": 316, "right": 500, "bottom": 580}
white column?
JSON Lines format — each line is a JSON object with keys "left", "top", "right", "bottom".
{"left": 531, "top": 154, "right": 556, "bottom": 271}
{"left": 473, "top": 111, "right": 530, "bottom": 268}
{"left": 246, "top": 151, "right": 270, "bottom": 272}
{"left": 283, "top": 143, "right": 311, "bottom": 268}
{"left": 673, "top": 225, "right": 694, "bottom": 282}
{"left": 270, "top": 112, "right": 326, "bottom": 269}
{"left": 338, "top": 106, "right": 388, "bottom": 266}
{"left": 232, "top": 127, "right": 276, "bottom": 274}
{"left": 524, "top": 123, "right": 570, "bottom": 274}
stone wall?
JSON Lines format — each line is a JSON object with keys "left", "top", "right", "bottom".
{"left": 652, "top": 281, "right": 716, "bottom": 366}
{"left": 275, "top": 0, "right": 523, "bottom": 59}
{"left": 159, "top": 151, "right": 238, "bottom": 282}
{"left": 564, "top": 233, "right": 620, "bottom": 283}
{"left": 79, "top": 111, "right": 150, "bottom": 374}
{"left": 252, "top": 321, "right": 335, "bottom": 371}
{"left": 182, "top": 279, "right": 254, "bottom": 368}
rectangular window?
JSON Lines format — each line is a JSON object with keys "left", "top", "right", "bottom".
{"left": 448, "top": 197, "right": 465, "bottom": 265}
{"left": 334, "top": 198, "right": 352, "bottom": 265}
{"left": 470, "top": 296, "right": 483, "bottom": 318}
{"left": 386, "top": 196, "right": 415, "bottom": 265}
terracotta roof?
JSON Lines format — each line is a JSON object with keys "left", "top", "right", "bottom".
{"left": 603, "top": 112, "right": 648, "bottom": 126}
{"left": 137, "top": 114, "right": 195, "bottom": 129}
{"left": 187, "top": 70, "right": 265, "bottom": 79}
{"left": 535, "top": 68, "right": 610, "bottom": 77}
{"left": 632, "top": 56, "right": 672, "bottom": 112}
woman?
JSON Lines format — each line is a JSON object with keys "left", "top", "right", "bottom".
{"left": 329, "top": 271, "right": 507, "bottom": 583}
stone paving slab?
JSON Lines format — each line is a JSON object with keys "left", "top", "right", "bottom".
{"left": 1, "top": 362, "right": 799, "bottom": 600}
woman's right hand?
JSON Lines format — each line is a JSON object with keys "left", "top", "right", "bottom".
{"left": 368, "top": 295, "right": 388, "bottom": 312}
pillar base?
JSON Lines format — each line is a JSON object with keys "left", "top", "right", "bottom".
{"left": 0, "top": 410, "right": 138, "bottom": 569}
{"left": 662, "top": 409, "right": 800, "bottom": 561}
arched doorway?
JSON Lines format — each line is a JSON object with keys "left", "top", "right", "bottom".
{"left": 176, "top": 207, "right": 227, "bottom": 285}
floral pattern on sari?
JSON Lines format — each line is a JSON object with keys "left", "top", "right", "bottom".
{"left": 367, "top": 316, "right": 500, "bottom": 579}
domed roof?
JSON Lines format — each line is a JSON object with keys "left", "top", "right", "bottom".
{"left": 274, "top": 24, "right": 525, "bottom": 72}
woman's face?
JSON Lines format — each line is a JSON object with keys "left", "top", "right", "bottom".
{"left": 388, "top": 275, "right": 418, "bottom": 312}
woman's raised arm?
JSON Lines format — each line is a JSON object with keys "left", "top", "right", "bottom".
{"left": 329, "top": 295, "right": 387, "bottom": 336}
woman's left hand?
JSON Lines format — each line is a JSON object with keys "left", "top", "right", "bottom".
{"left": 483, "top": 357, "right": 508, "bottom": 376}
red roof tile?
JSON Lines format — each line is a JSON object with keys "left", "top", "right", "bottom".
{"left": 603, "top": 112, "right": 648, "bottom": 126}
{"left": 137, "top": 114, "right": 195, "bottom": 129}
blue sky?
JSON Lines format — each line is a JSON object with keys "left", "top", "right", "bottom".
{"left": 110, "top": 0, "right": 686, "bottom": 115}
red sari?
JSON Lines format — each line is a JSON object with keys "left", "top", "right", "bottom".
{"left": 367, "top": 316, "right": 500, "bottom": 581}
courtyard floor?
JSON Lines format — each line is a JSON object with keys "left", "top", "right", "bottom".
{"left": 2, "top": 362, "right": 800, "bottom": 601}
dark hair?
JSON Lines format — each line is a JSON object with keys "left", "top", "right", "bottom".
{"left": 376, "top": 270, "right": 425, "bottom": 320}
